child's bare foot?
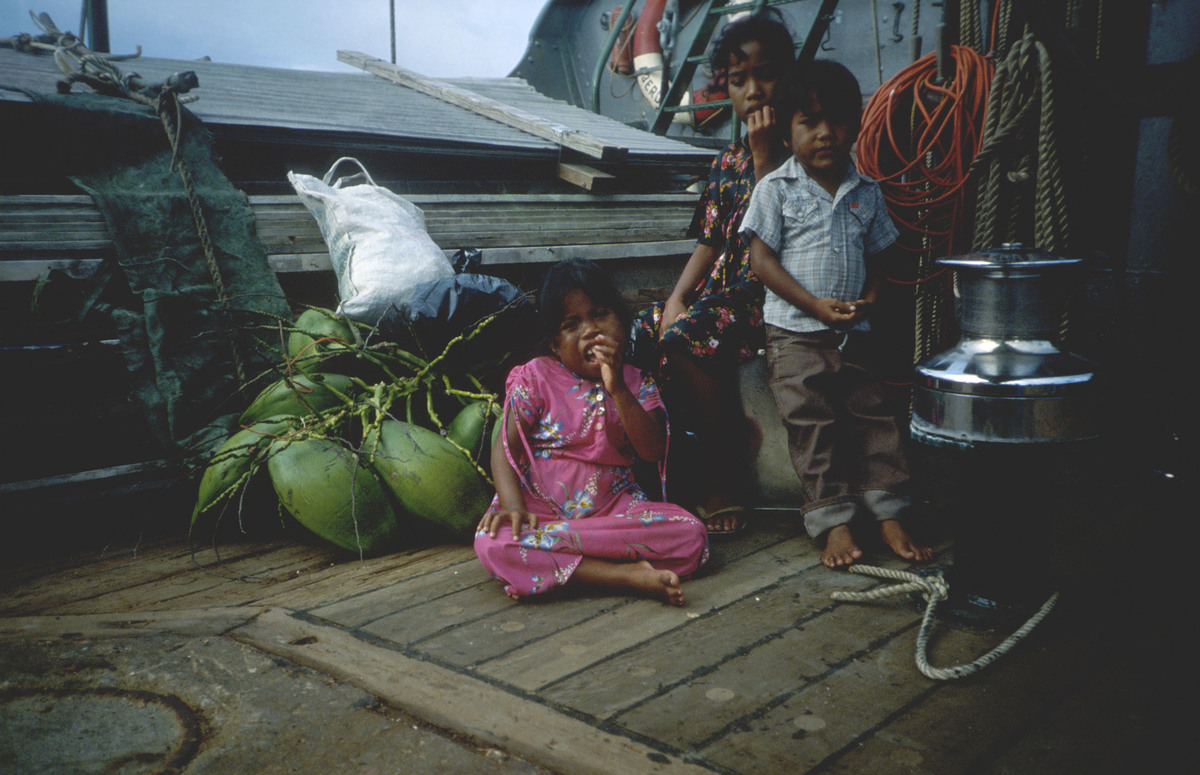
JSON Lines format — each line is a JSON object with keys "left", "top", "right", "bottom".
{"left": 879, "top": 519, "right": 933, "bottom": 562}
{"left": 822, "top": 524, "right": 863, "bottom": 568}
{"left": 574, "top": 558, "right": 686, "bottom": 605}
{"left": 626, "top": 560, "right": 686, "bottom": 605}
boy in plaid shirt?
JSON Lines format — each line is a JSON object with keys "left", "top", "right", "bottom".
{"left": 740, "top": 60, "right": 931, "bottom": 569}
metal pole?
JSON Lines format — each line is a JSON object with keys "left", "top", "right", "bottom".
{"left": 592, "top": 2, "right": 639, "bottom": 113}
{"left": 84, "top": 0, "right": 110, "bottom": 53}
{"left": 390, "top": 0, "right": 396, "bottom": 64}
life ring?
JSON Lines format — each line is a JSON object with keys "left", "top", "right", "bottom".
{"left": 607, "top": 6, "right": 635, "bottom": 76}
{"left": 632, "top": 0, "right": 726, "bottom": 127}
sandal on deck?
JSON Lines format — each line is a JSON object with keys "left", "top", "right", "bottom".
{"left": 696, "top": 506, "right": 749, "bottom": 536}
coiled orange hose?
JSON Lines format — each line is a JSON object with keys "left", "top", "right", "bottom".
{"left": 857, "top": 45, "right": 994, "bottom": 258}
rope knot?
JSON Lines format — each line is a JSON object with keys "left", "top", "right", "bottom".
{"left": 828, "top": 563, "right": 1057, "bottom": 681}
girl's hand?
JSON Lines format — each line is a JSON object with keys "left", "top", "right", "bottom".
{"left": 813, "top": 297, "right": 859, "bottom": 328}
{"left": 660, "top": 295, "right": 688, "bottom": 339}
{"left": 745, "top": 106, "right": 776, "bottom": 177}
{"left": 591, "top": 334, "right": 626, "bottom": 396}
{"left": 477, "top": 508, "right": 538, "bottom": 541}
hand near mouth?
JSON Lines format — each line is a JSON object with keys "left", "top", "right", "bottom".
{"left": 745, "top": 105, "right": 777, "bottom": 179}
{"left": 589, "top": 335, "right": 624, "bottom": 395}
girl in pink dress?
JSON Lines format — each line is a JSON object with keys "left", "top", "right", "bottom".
{"left": 475, "top": 259, "right": 708, "bottom": 605}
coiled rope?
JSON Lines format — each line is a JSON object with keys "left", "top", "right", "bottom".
{"left": 970, "top": 32, "right": 1069, "bottom": 254}
{"left": 831, "top": 564, "right": 1059, "bottom": 680}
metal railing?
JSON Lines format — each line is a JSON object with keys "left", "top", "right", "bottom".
{"left": 590, "top": 0, "right": 842, "bottom": 140}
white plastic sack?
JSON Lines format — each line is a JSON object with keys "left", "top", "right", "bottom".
{"left": 287, "top": 157, "right": 454, "bottom": 324}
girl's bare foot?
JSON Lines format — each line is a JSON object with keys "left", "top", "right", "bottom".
{"left": 574, "top": 558, "right": 686, "bottom": 605}
{"left": 879, "top": 519, "right": 933, "bottom": 562}
{"left": 627, "top": 560, "right": 686, "bottom": 605}
{"left": 822, "top": 524, "right": 863, "bottom": 568}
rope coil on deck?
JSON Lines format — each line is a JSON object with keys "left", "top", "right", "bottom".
{"left": 831, "top": 564, "right": 1058, "bottom": 681}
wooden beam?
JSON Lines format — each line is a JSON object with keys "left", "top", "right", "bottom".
{"left": 557, "top": 163, "right": 616, "bottom": 192}
{"left": 337, "top": 51, "right": 629, "bottom": 163}
{"left": 0, "top": 239, "right": 694, "bottom": 282}
{"left": 232, "top": 608, "right": 719, "bottom": 775}
{"left": 0, "top": 460, "right": 180, "bottom": 495}
{"left": 1, "top": 192, "right": 698, "bottom": 281}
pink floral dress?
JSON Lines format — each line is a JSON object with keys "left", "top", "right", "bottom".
{"left": 474, "top": 356, "right": 708, "bottom": 597}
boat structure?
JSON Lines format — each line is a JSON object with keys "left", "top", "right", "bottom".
{"left": 0, "top": 1, "right": 1194, "bottom": 773}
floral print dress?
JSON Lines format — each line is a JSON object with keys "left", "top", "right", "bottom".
{"left": 474, "top": 356, "right": 708, "bottom": 598}
{"left": 636, "top": 141, "right": 766, "bottom": 376}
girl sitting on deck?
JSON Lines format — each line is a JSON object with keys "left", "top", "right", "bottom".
{"left": 475, "top": 258, "right": 708, "bottom": 606}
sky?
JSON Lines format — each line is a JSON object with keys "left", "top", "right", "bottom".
{"left": 1, "top": 0, "right": 548, "bottom": 77}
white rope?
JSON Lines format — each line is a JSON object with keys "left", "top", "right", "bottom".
{"left": 831, "top": 564, "right": 1059, "bottom": 680}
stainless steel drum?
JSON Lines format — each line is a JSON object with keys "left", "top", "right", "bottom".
{"left": 911, "top": 243, "right": 1099, "bottom": 449}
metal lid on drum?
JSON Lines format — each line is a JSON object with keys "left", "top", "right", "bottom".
{"left": 937, "top": 242, "right": 1082, "bottom": 272}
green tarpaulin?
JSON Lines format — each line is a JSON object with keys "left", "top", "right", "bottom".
{"left": 27, "top": 91, "right": 291, "bottom": 461}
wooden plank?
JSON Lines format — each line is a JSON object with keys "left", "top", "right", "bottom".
{"left": 0, "top": 607, "right": 264, "bottom": 640}
{"left": 0, "top": 244, "right": 688, "bottom": 283}
{"left": 472, "top": 534, "right": 822, "bottom": 691}
{"left": 539, "top": 565, "right": 898, "bottom": 720}
{"left": 338, "top": 51, "right": 629, "bottom": 163}
{"left": 0, "top": 539, "right": 295, "bottom": 616}
{"left": 693, "top": 612, "right": 1048, "bottom": 774}
{"left": 252, "top": 193, "right": 696, "bottom": 205}
{"left": 0, "top": 540, "right": 223, "bottom": 615}
{"left": 557, "top": 163, "right": 617, "bottom": 192}
{"left": 409, "top": 518, "right": 806, "bottom": 668}
{"left": 612, "top": 606, "right": 938, "bottom": 752}
{"left": 305, "top": 552, "right": 482, "bottom": 628}
{"left": 0, "top": 460, "right": 178, "bottom": 495}
{"left": 693, "top": 627, "right": 944, "bottom": 774}
{"left": 0, "top": 238, "right": 110, "bottom": 251}
{"left": 971, "top": 688, "right": 1143, "bottom": 775}
{"left": 385, "top": 583, "right": 646, "bottom": 668}
{"left": 473, "top": 240, "right": 694, "bottom": 266}
{"left": 49, "top": 542, "right": 342, "bottom": 615}
{"left": 255, "top": 543, "right": 475, "bottom": 610}
{"left": 0, "top": 535, "right": 184, "bottom": 597}
{"left": 360, "top": 580, "right": 511, "bottom": 645}
{"left": 231, "top": 607, "right": 716, "bottom": 775}
{"left": 814, "top": 630, "right": 1079, "bottom": 775}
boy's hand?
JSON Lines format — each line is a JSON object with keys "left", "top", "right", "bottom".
{"left": 477, "top": 508, "right": 538, "bottom": 540}
{"left": 812, "top": 297, "right": 860, "bottom": 328}
{"left": 845, "top": 297, "right": 874, "bottom": 325}
{"left": 591, "top": 334, "right": 626, "bottom": 396}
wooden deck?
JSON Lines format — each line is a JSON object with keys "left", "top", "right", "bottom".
{"left": 0, "top": 444, "right": 1158, "bottom": 774}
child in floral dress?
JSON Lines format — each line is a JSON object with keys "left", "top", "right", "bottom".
{"left": 636, "top": 11, "right": 796, "bottom": 533}
{"left": 475, "top": 259, "right": 708, "bottom": 605}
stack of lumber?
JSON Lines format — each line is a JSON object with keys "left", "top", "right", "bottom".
{"left": 0, "top": 192, "right": 697, "bottom": 282}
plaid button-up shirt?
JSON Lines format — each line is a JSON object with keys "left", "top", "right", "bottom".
{"left": 740, "top": 155, "right": 898, "bottom": 333}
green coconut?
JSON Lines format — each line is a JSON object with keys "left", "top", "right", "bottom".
{"left": 366, "top": 419, "right": 492, "bottom": 539}
{"left": 239, "top": 372, "right": 356, "bottom": 425}
{"left": 446, "top": 400, "right": 499, "bottom": 468}
{"left": 190, "top": 415, "right": 292, "bottom": 531}
{"left": 287, "top": 308, "right": 358, "bottom": 371}
{"left": 267, "top": 437, "right": 400, "bottom": 554}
